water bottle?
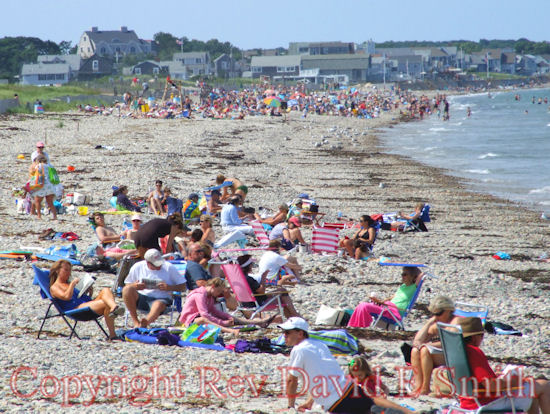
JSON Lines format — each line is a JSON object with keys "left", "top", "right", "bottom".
{"left": 337, "top": 211, "right": 343, "bottom": 219}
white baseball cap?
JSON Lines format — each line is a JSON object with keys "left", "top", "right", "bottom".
{"left": 278, "top": 317, "right": 309, "bottom": 332}
{"left": 144, "top": 249, "right": 164, "bottom": 267}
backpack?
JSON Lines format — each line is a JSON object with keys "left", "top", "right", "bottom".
{"left": 48, "top": 166, "right": 60, "bottom": 185}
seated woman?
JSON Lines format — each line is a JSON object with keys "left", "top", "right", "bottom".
{"left": 254, "top": 204, "right": 289, "bottom": 228}
{"left": 339, "top": 215, "right": 377, "bottom": 259}
{"left": 147, "top": 180, "right": 164, "bottom": 215}
{"left": 453, "top": 317, "right": 550, "bottom": 414}
{"left": 113, "top": 185, "right": 142, "bottom": 212}
{"left": 410, "top": 296, "right": 459, "bottom": 395}
{"left": 199, "top": 215, "right": 216, "bottom": 247}
{"left": 49, "top": 259, "right": 124, "bottom": 340}
{"left": 391, "top": 202, "right": 426, "bottom": 231}
{"left": 121, "top": 213, "right": 142, "bottom": 241}
{"left": 269, "top": 217, "right": 307, "bottom": 250}
{"left": 178, "top": 277, "right": 274, "bottom": 335}
{"left": 347, "top": 266, "right": 422, "bottom": 328}
{"left": 237, "top": 254, "right": 302, "bottom": 321}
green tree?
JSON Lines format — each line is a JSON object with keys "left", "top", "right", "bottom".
{"left": 58, "top": 40, "right": 73, "bottom": 55}
{"left": 154, "top": 32, "right": 180, "bottom": 60}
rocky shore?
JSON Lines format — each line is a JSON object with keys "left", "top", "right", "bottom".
{"left": 0, "top": 108, "right": 548, "bottom": 413}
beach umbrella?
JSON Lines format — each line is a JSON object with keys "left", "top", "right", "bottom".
{"left": 263, "top": 96, "right": 281, "bottom": 108}
{"left": 287, "top": 99, "right": 299, "bottom": 106}
{"left": 264, "top": 89, "right": 276, "bottom": 96}
{"left": 290, "top": 92, "right": 305, "bottom": 99}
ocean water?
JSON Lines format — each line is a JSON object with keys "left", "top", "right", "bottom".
{"left": 380, "top": 88, "right": 550, "bottom": 211}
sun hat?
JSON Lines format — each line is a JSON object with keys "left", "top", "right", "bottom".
{"left": 289, "top": 216, "right": 301, "bottom": 227}
{"left": 457, "top": 317, "right": 484, "bottom": 338}
{"left": 278, "top": 317, "right": 309, "bottom": 332}
{"left": 428, "top": 296, "right": 455, "bottom": 313}
{"left": 36, "top": 141, "right": 45, "bottom": 148}
{"left": 144, "top": 249, "right": 165, "bottom": 267}
{"left": 131, "top": 213, "right": 142, "bottom": 221}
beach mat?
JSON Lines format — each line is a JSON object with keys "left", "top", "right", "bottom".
{"left": 34, "top": 253, "right": 81, "bottom": 265}
{"left": 123, "top": 329, "right": 227, "bottom": 351}
{"left": 0, "top": 253, "right": 36, "bottom": 260}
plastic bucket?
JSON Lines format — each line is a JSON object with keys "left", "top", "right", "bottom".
{"left": 77, "top": 206, "right": 88, "bottom": 216}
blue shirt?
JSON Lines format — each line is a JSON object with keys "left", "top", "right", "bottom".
{"left": 220, "top": 204, "right": 242, "bottom": 227}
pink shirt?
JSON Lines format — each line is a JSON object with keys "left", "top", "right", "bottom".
{"left": 178, "top": 286, "right": 232, "bottom": 327}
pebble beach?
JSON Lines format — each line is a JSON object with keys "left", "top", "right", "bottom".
{"left": 0, "top": 104, "right": 549, "bottom": 413}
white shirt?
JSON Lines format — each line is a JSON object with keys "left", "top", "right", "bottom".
{"left": 31, "top": 150, "right": 50, "bottom": 163}
{"left": 269, "top": 222, "right": 287, "bottom": 240}
{"left": 257, "top": 250, "right": 287, "bottom": 282}
{"left": 287, "top": 339, "right": 348, "bottom": 410}
{"left": 125, "top": 261, "right": 185, "bottom": 299}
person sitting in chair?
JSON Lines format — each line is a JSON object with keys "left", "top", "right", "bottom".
{"left": 207, "top": 189, "right": 222, "bottom": 215}
{"left": 348, "top": 266, "right": 422, "bottom": 328}
{"left": 122, "top": 249, "right": 186, "bottom": 328}
{"left": 410, "top": 296, "right": 460, "bottom": 395}
{"left": 254, "top": 204, "right": 289, "bottom": 228}
{"left": 220, "top": 195, "right": 254, "bottom": 236}
{"left": 391, "top": 202, "right": 427, "bottom": 231}
{"left": 453, "top": 317, "right": 550, "bottom": 414}
{"left": 147, "top": 180, "right": 164, "bottom": 215}
{"left": 49, "top": 259, "right": 124, "bottom": 340}
{"left": 339, "top": 215, "right": 377, "bottom": 260}
{"left": 113, "top": 185, "right": 141, "bottom": 212}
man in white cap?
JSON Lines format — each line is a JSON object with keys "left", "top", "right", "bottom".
{"left": 123, "top": 249, "right": 186, "bottom": 328}
{"left": 280, "top": 317, "right": 415, "bottom": 413}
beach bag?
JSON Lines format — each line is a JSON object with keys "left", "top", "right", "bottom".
{"left": 180, "top": 323, "right": 220, "bottom": 345}
{"left": 315, "top": 304, "right": 349, "bottom": 326}
{"left": 48, "top": 166, "right": 60, "bottom": 185}
{"left": 24, "top": 166, "right": 45, "bottom": 192}
{"left": 73, "top": 192, "right": 89, "bottom": 206}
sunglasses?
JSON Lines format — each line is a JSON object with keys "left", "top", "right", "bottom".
{"left": 432, "top": 310, "right": 445, "bottom": 317}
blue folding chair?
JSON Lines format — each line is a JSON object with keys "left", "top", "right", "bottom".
{"left": 404, "top": 204, "right": 431, "bottom": 232}
{"left": 372, "top": 263, "right": 434, "bottom": 330}
{"left": 454, "top": 301, "right": 489, "bottom": 325}
{"left": 33, "top": 265, "right": 109, "bottom": 340}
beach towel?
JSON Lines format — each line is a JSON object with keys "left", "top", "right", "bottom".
{"left": 273, "top": 329, "right": 359, "bottom": 355}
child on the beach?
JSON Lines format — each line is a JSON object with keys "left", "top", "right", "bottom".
{"left": 349, "top": 356, "right": 390, "bottom": 397}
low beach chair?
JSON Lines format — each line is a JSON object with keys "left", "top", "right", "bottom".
{"left": 437, "top": 322, "right": 527, "bottom": 414}
{"left": 33, "top": 265, "right": 109, "bottom": 340}
{"left": 404, "top": 204, "right": 431, "bottom": 232}
{"left": 221, "top": 263, "right": 285, "bottom": 321}
{"left": 311, "top": 226, "right": 340, "bottom": 255}
{"left": 250, "top": 220, "right": 270, "bottom": 247}
{"left": 372, "top": 263, "right": 433, "bottom": 330}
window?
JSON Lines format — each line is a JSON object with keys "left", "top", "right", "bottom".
{"left": 195, "top": 58, "right": 202, "bottom": 64}
{"left": 56, "top": 74, "right": 65, "bottom": 80}
{"left": 277, "top": 66, "right": 295, "bottom": 73}
{"left": 252, "top": 66, "right": 262, "bottom": 73}
{"left": 92, "top": 60, "right": 99, "bottom": 71}
{"left": 153, "top": 67, "right": 159, "bottom": 74}
{"left": 130, "top": 47, "right": 136, "bottom": 53}
{"left": 100, "top": 47, "right": 106, "bottom": 54}
{"left": 134, "top": 67, "right": 141, "bottom": 75}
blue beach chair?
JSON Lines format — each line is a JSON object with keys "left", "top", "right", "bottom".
{"left": 33, "top": 265, "right": 109, "bottom": 340}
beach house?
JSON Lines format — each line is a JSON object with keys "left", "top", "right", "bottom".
{"left": 78, "top": 27, "right": 153, "bottom": 59}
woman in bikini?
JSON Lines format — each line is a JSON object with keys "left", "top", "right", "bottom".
{"left": 339, "top": 215, "right": 377, "bottom": 259}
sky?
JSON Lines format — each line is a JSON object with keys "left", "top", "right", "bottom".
{"left": 2, "top": 0, "right": 549, "bottom": 50}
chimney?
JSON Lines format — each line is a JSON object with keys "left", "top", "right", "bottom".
{"left": 91, "top": 26, "right": 98, "bottom": 32}
{"left": 120, "top": 26, "right": 128, "bottom": 32}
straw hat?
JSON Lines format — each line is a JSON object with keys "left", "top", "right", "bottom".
{"left": 457, "top": 317, "right": 484, "bottom": 338}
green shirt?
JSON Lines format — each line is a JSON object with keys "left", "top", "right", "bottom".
{"left": 391, "top": 283, "right": 417, "bottom": 315}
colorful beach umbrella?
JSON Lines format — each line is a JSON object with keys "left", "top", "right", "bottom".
{"left": 263, "top": 96, "right": 281, "bottom": 108}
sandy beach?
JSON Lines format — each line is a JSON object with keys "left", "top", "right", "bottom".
{"left": 0, "top": 105, "right": 548, "bottom": 413}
